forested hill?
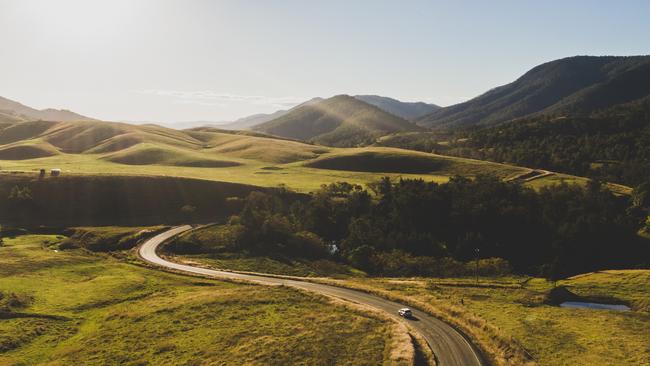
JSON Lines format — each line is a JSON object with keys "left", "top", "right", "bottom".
{"left": 417, "top": 55, "right": 650, "bottom": 128}
{"left": 454, "top": 97, "right": 650, "bottom": 187}
{"left": 380, "top": 96, "right": 650, "bottom": 189}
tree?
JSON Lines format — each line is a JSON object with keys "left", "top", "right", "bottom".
{"left": 7, "top": 186, "right": 34, "bottom": 221}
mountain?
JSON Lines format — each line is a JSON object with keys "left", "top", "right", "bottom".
{"left": 253, "top": 95, "right": 424, "bottom": 147}
{"left": 220, "top": 97, "right": 325, "bottom": 130}
{"left": 219, "top": 110, "right": 288, "bottom": 130}
{"left": 418, "top": 55, "right": 650, "bottom": 129}
{"left": 0, "top": 96, "right": 96, "bottom": 122}
{"left": 354, "top": 95, "right": 439, "bottom": 120}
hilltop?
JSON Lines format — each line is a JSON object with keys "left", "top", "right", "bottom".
{"left": 253, "top": 95, "right": 424, "bottom": 146}
{"left": 0, "top": 96, "right": 96, "bottom": 122}
{"left": 417, "top": 55, "right": 650, "bottom": 128}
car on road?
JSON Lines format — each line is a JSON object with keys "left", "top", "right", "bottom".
{"left": 398, "top": 308, "right": 412, "bottom": 318}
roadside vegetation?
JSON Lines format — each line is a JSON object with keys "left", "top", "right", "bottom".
{"left": 0, "top": 234, "right": 411, "bottom": 366}
{"left": 61, "top": 226, "right": 169, "bottom": 251}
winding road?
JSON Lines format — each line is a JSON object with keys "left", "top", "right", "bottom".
{"left": 139, "top": 226, "right": 485, "bottom": 366}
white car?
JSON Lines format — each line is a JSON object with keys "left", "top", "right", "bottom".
{"left": 398, "top": 308, "right": 413, "bottom": 318}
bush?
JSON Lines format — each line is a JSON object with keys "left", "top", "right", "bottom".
{"left": 287, "top": 231, "right": 329, "bottom": 259}
{"left": 0, "top": 291, "right": 32, "bottom": 312}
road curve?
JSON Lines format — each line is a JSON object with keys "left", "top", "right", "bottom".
{"left": 139, "top": 226, "right": 485, "bottom": 366}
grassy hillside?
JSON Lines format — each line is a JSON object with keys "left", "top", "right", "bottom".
{"left": 0, "top": 111, "right": 26, "bottom": 124}
{"left": 0, "top": 119, "right": 599, "bottom": 196}
{"left": 102, "top": 143, "right": 242, "bottom": 167}
{"left": 170, "top": 240, "right": 650, "bottom": 366}
{"left": 0, "top": 142, "right": 59, "bottom": 160}
{"left": 254, "top": 95, "right": 424, "bottom": 147}
{"left": 305, "top": 147, "right": 524, "bottom": 176}
{"left": 328, "top": 272, "right": 650, "bottom": 366}
{"left": 418, "top": 55, "right": 650, "bottom": 128}
{"left": 0, "top": 234, "right": 403, "bottom": 365}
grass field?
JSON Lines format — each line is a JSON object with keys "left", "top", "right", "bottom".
{"left": 176, "top": 249, "right": 650, "bottom": 366}
{"left": 0, "top": 120, "right": 599, "bottom": 193}
{"left": 0, "top": 235, "right": 408, "bottom": 366}
{"left": 325, "top": 273, "right": 650, "bottom": 366}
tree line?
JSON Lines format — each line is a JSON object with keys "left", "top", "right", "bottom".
{"left": 174, "top": 176, "right": 649, "bottom": 279}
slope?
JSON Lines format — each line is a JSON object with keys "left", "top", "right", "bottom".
{"left": 418, "top": 55, "right": 650, "bottom": 129}
{"left": 0, "top": 96, "right": 96, "bottom": 122}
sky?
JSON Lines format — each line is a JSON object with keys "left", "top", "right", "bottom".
{"left": 1, "top": 0, "right": 649, "bottom": 123}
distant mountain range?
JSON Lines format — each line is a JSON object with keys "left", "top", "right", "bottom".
{"left": 354, "top": 95, "right": 439, "bottom": 120}
{"left": 253, "top": 95, "right": 424, "bottom": 147}
{"left": 218, "top": 110, "right": 288, "bottom": 130}
{"left": 0, "top": 96, "right": 96, "bottom": 123}
{"left": 417, "top": 55, "right": 650, "bottom": 129}
{"left": 170, "top": 95, "right": 438, "bottom": 132}
{"left": 218, "top": 98, "right": 324, "bottom": 130}
{"left": 4, "top": 55, "right": 650, "bottom": 154}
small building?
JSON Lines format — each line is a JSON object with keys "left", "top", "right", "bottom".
{"left": 50, "top": 168, "right": 61, "bottom": 177}
{"left": 39, "top": 169, "right": 46, "bottom": 178}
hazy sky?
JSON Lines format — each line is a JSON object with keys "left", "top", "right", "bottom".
{"left": 1, "top": 0, "right": 649, "bottom": 123}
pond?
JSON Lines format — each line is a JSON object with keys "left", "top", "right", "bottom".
{"left": 560, "top": 301, "right": 631, "bottom": 311}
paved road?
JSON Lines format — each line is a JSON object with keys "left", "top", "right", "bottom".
{"left": 139, "top": 226, "right": 485, "bottom": 366}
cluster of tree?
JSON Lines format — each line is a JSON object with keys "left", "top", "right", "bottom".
{"left": 0, "top": 175, "right": 266, "bottom": 226}
{"left": 454, "top": 99, "right": 650, "bottom": 187}
{"left": 188, "top": 177, "right": 649, "bottom": 278}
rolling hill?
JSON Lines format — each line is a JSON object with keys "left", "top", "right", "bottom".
{"left": 354, "top": 95, "right": 439, "bottom": 120}
{"left": 0, "top": 96, "right": 96, "bottom": 122}
{"left": 417, "top": 55, "right": 650, "bottom": 129}
{"left": 253, "top": 95, "right": 424, "bottom": 146}
{"left": 0, "top": 117, "right": 594, "bottom": 194}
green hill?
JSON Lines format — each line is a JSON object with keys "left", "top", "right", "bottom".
{"left": 418, "top": 55, "right": 650, "bottom": 128}
{"left": 0, "top": 118, "right": 601, "bottom": 193}
{"left": 0, "top": 142, "right": 59, "bottom": 160}
{"left": 102, "top": 144, "right": 241, "bottom": 167}
{"left": 304, "top": 147, "right": 523, "bottom": 177}
{"left": 253, "top": 95, "right": 424, "bottom": 146}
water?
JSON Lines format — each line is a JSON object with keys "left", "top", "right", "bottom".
{"left": 560, "top": 301, "right": 630, "bottom": 311}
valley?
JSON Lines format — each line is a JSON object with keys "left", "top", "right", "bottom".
{"left": 1, "top": 51, "right": 649, "bottom": 366}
